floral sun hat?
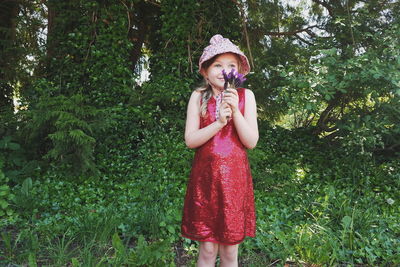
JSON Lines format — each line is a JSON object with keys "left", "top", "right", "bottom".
{"left": 198, "top": 34, "right": 251, "bottom": 75}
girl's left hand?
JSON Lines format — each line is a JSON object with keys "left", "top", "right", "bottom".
{"left": 223, "top": 88, "right": 239, "bottom": 115}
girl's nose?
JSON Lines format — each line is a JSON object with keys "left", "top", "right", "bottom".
{"left": 223, "top": 67, "right": 232, "bottom": 74}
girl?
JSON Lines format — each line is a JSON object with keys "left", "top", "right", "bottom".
{"left": 181, "top": 34, "right": 259, "bottom": 267}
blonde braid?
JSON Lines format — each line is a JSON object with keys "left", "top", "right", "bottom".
{"left": 195, "top": 84, "right": 212, "bottom": 117}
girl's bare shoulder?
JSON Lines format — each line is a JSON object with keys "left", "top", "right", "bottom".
{"left": 191, "top": 89, "right": 202, "bottom": 97}
{"left": 244, "top": 88, "right": 256, "bottom": 101}
{"left": 189, "top": 89, "right": 202, "bottom": 102}
{"left": 187, "top": 90, "right": 202, "bottom": 109}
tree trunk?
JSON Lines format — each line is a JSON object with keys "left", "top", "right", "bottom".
{"left": 0, "top": 0, "right": 19, "bottom": 113}
{"left": 128, "top": 1, "right": 160, "bottom": 72}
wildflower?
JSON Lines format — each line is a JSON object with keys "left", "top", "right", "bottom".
{"left": 216, "top": 69, "right": 246, "bottom": 120}
{"left": 222, "top": 69, "right": 246, "bottom": 89}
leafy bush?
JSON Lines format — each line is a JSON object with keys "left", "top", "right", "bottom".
{"left": 0, "top": 136, "right": 23, "bottom": 222}
{"left": 0, "top": 162, "right": 14, "bottom": 220}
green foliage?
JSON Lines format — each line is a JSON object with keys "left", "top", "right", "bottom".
{"left": 243, "top": 125, "right": 400, "bottom": 265}
{"left": 0, "top": 134, "right": 30, "bottom": 183}
{"left": 16, "top": 0, "right": 140, "bottom": 176}
{"left": 3, "top": 124, "right": 398, "bottom": 265}
{"left": 4, "top": 128, "right": 189, "bottom": 265}
{"left": 21, "top": 88, "right": 101, "bottom": 176}
{"left": 0, "top": 161, "right": 14, "bottom": 219}
{"left": 141, "top": 0, "right": 243, "bottom": 121}
{"left": 45, "top": 230, "right": 77, "bottom": 266}
{"left": 111, "top": 233, "right": 173, "bottom": 266}
{"left": 2, "top": 0, "right": 399, "bottom": 266}
{"left": 276, "top": 22, "right": 400, "bottom": 157}
{"left": 0, "top": 136, "right": 23, "bottom": 221}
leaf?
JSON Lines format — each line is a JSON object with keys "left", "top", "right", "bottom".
{"left": 167, "top": 225, "right": 175, "bottom": 234}
{"left": 112, "top": 232, "right": 125, "bottom": 256}
{"left": 8, "top": 142, "right": 20, "bottom": 151}
{"left": 0, "top": 199, "right": 9, "bottom": 209}
{"left": 71, "top": 257, "right": 80, "bottom": 267}
{"left": 28, "top": 253, "right": 37, "bottom": 267}
{"left": 0, "top": 185, "right": 10, "bottom": 196}
{"left": 21, "top": 178, "right": 33, "bottom": 196}
{"left": 341, "top": 215, "right": 352, "bottom": 229}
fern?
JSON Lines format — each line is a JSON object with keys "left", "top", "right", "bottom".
{"left": 22, "top": 90, "right": 103, "bottom": 176}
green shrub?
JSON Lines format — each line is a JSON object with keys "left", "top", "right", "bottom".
{"left": 0, "top": 162, "right": 14, "bottom": 220}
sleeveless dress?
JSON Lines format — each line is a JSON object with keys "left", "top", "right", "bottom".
{"left": 181, "top": 88, "right": 256, "bottom": 245}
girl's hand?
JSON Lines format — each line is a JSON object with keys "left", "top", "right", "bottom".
{"left": 218, "top": 102, "right": 232, "bottom": 125}
{"left": 223, "top": 88, "right": 239, "bottom": 115}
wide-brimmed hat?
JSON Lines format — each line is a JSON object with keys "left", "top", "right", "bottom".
{"left": 198, "top": 34, "right": 250, "bottom": 75}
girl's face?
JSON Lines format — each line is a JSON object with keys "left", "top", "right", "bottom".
{"left": 202, "top": 53, "right": 239, "bottom": 91}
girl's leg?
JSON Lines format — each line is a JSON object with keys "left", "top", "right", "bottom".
{"left": 197, "top": 241, "right": 219, "bottom": 267}
{"left": 218, "top": 244, "right": 239, "bottom": 267}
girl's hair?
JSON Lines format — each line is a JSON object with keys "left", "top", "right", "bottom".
{"left": 196, "top": 84, "right": 213, "bottom": 118}
{"left": 196, "top": 53, "right": 242, "bottom": 117}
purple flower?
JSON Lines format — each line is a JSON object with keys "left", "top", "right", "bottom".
{"left": 222, "top": 69, "right": 246, "bottom": 90}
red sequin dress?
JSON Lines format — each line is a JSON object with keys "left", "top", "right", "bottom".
{"left": 181, "top": 88, "right": 256, "bottom": 245}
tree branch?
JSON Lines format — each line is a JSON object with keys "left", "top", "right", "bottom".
{"left": 311, "top": 0, "right": 334, "bottom": 16}
{"left": 324, "top": 129, "right": 341, "bottom": 140}
{"left": 266, "top": 25, "right": 319, "bottom": 36}
{"left": 313, "top": 96, "right": 340, "bottom": 135}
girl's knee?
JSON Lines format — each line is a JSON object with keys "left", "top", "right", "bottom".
{"left": 219, "top": 244, "right": 238, "bottom": 261}
{"left": 199, "top": 242, "right": 219, "bottom": 259}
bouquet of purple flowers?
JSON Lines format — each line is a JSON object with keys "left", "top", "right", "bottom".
{"left": 222, "top": 69, "right": 246, "bottom": 90}
{"left": 216, "top": 69, "right": 246, "bottom": 120}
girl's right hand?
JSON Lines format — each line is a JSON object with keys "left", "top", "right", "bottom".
{"left": 218, "top": 102, "right": 232, "bottom": 125}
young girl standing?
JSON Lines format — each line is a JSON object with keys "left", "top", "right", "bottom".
{"left": 181, "top": 34, "right": 259, "bottom": 266}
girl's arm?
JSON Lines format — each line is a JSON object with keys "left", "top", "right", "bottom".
{"left": 184, "top": 91, "right": 231, "bottom": 149}
{"left": 231, "top": 89, "right": 259, "bottom": 149}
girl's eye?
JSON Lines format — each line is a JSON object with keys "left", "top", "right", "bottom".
{"left": 229, "top": 64, "right": 237, "bottom": 68}
{"left": 214, "top": 64, "right": 222, "bottom": 67}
